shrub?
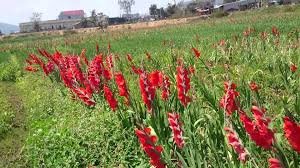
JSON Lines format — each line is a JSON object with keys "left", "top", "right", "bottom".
{"left": 211, "top": 11, "right": 230, "bottom": 18}
{"left": 0, "top": 56, "right": 22, "bottom": 82}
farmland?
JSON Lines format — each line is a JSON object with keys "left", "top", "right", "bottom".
{"left": 0, "top": 5, "right": 300, "bottom": 168}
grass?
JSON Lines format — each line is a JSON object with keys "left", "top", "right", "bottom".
{"left": 0, "top": 4, "right": 300, "bottom": 167}
{"left": 0, "top": 82, "right": 26, "bottom": 167}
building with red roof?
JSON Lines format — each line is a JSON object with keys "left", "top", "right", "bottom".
{"left": 58, "top": 10, "right": 85, "bottom": 20}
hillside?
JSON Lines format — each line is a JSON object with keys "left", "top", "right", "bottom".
{"left": 0, "top": 22, "right": 19, "bottom": 34}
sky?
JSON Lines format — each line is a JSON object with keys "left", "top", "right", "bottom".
{"left": 0, "top": 0, "right": 176, "bottom": 25}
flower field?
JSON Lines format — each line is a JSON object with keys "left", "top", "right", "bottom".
{"left": 0, "top": 5, "right": 300, "bottom": 168}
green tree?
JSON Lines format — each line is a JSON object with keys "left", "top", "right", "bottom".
{"left": 149, "top": 4, "right": 158, "bottom": 18}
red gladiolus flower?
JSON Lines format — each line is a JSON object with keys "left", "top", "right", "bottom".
{"left": 135, "top": 127, "right": 166, "bottom": 168}
{"left": 72, "top": 87, "right": 95, "bottom": 106}
{"left": 176, "top": 65, "right": 191, "bottom": 107}
{"left": 224, "top": 127, "right": 248, "bottom": 163}
{"left": 103, "top": 85, "right": 118, "bottom": 111}
{"left": 44, "top": 61, "right": 55, "bottom": 75}
{"left": 290, "top": 63, "right": 297, "bottom": 73}
{"left": 127, "top": 54, "right": 133, "bottom": 62}
{"left": 219, "top": 39, "right": 226, "bottom": 46}
{"left": 80, "top": 49, "right": 89, "bottom": 66}
{"left": 115, "top": 72, "right": 130, "bottom": 105}
{"left": 283, "top": 117, "right": 300, "bottom": 154}
{"left": 25, "top": 58, "right": 34, "bottom": 65}
{"left": 106, "top": 54, "right": 114, "bottom": 70}
{"left": 189, "top": 66, "right": 195, "bottom": 74}
{"left": 25, "top": 66, "right": 38, "bottom": 72}
{"left": 87, "top": 55, "right": 105, "bottom": 92}
{"left": 239, "top": 107, "right": 274, "bottom": 150}
{"left": 149, "top": 70, "right": 161, "bottom": 88}
{"left": 160, "top": 73, "right": 170, "bottom": 101}
{"left": 220, "top": 82, "right": 239, "bottom": 115}
{"left": 131, "top": 65, "right": 142, "bottom": 75}
{"left": 139, "top": 70, "right": 155, "bottom": 111}
{"left": 192, "top": 47, "right": 201, "bottom": 58}
{"left": 249, "top": 82, "right": 260, "bottom": 92}
{"left": 272, "top": 26, "right": 280, "bottom": 37}
{"left": 268, "top": 158, "right": 283, "bottom": 168}
{"left": 168, "top": 113, "right": 185, "bottom": 149}
{"left": 103, "top": 69, "right": 112, "bottom": 80}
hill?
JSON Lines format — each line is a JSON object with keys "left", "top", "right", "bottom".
{"left": 0, "top": 23, "right": 19, "bottom": 35}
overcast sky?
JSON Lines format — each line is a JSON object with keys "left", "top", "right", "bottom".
{"left": 0, "top": 0, "right": 176, "bottom": 25}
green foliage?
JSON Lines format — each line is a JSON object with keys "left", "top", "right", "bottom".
{"left": 0, "top": 56, "right": 22, "bottom": 82}
{"left": 1, "top": 5, "right": 300, "bottom": 167}
{"left": 0, "top": 83, "right": 15, "bottom": 139}
{"left": 211, "top": 11, "right": 230, "bottom": 18}
{"left": 17, "top": 75, "right": 146, "bottom": 167}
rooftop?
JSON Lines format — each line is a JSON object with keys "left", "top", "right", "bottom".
{"left": 61, "top": 10, "right": 84, "bottom": 16}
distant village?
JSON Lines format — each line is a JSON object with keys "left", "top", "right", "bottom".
{"left": 1, "top": 0, "right": 298, "bottom": 34}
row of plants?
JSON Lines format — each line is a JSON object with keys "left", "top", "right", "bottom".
{"left": 22, "top": 25, "right": 300, "bottom": 167}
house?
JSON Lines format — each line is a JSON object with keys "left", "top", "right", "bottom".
{"left": 19, "top": 10, "right": 85, "bottom": 33}
{"left": 58, "top": 10, "right": 85, "bottom": 20}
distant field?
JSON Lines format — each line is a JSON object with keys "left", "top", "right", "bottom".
{"left": 0, "top": 5, "right": 300, "bottom": 168}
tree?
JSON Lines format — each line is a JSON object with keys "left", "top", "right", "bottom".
{"left": 0, "top": 30, "right": 3, "bottom": 36}
{"left": 118, "top": 0, "right": 135, "bottom": 15}
{"left": 30, "top": 12, "right": 42, "bottom": 32}
{"left": 90, "top": 9, "right": 97, "bottom": 25}
{"left": 149, "top": 4, "right": 158, "bottom": 18}
{"left": 166, "top": 3, "right": 177, "bottom": 16}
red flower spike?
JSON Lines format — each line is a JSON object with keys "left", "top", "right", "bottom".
{"left": 189, "top": 66, "right": 195, "bottom": 74}
{"left": 72, "top": 87, "right": 95, "bottom": 106}
{"left": 106, "top": 54, "right": 114, "bottom": 70}
{"left": 149, "top": 70, "right": 161, "bottom": 88}
{"left": 25, "top": 66, "right": 38, "bottom": 72}
{"left": 87, "top": 56, "right": 104, "bottom": 92}
{"left": 283, "top": 117, "right": 300, "bottom": 153}
{"left": 168, "top": 113, "right": 185, "bottom": 149}
{"left": 103, "top": 85, "right": 118, "bottom": 111}
{"left": 103, "top": 69, "right": 112, "bottom": 80}
{"left": 135, "top": 128, "right": 166, "bottom": 168}
{"left": 139, "top": 70, "right": 155, "bottom": 111}
{"left": 239, "top": 108, "right": 275, "bottom": 150}
{"left": 160, "top": 73, "right": 171, "bottom": 101}
{"left": 249, "top": 82, "right": 260, "bottom": 92}
{"left": 127, "top": 54, "right": 133, "bottom": 62}
{"left": 131, "top": 65, "right": 142, "bottom": 75}
{"left": 80, "top": 49, "right": 89, "bottom": 66}
{"left": 272, "top": 26, "right": 280, "bottom": 37}
{"left": 268, "top": 158, "right": 283, "bottom": 168}
{"left": 176, "top": 65, "right": 191, "bottom": 107}
{"left": 290, "top": 63, "right": 297, "bottom": 73}
{"left": 224, "top": 127, "right": 248, "bottom": 163}
{"left": 115, "top": 72, "right": 130, "bottom": 104}
{"left": 192, "top": 47, "right": 201, "bottom": 58}
{"left": 220, "top": 81, "right": 239, "bottom": 115}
